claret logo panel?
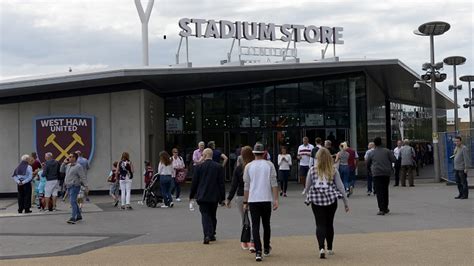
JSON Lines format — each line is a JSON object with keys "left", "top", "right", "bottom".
{"left": 34, "top": 116, "right": 95, "bottom": 163}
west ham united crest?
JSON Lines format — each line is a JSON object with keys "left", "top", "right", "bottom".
{"left": 34, "top": 116, "right": 95, "bottom": 162}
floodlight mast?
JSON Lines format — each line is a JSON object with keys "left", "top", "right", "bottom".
{"left": 135, "top": 0, "right": 155, "bottom": 66}
{"left": 444, "top": 56, "right": 467, "bottom": 132}
{"left": 414, "top": 21, "right": 450, "bottom": 183}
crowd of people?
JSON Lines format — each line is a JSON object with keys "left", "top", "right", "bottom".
{"left": 11, "top": 134, "right": 469, "bottom": 262}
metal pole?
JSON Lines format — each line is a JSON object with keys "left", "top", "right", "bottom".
{"left": 470, "top": 81, "right": 473, "bottom": 130}
{"left": 430, "top": 35, "right": 440, "bottom": 183}
{"left": 135, "top": 0, "right": 154, "bottom": 66}
{"left": 185, "top": 36, "right": 189, "bottom": 65}
{"left": 453, "top": 64, "right": 458, "bottom": 132}
{"left": 142, "top": 23, "right": 149, "bottom": 66}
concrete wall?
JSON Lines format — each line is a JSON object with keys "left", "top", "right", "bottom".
{"left": 0, "top": 89, "right": 164, "bottom": 194}
{"left": 0, "top": 104, "right": 20, "bottom": 194}
{"left": 143, "top": 90, "right": 165, "bottom": 169}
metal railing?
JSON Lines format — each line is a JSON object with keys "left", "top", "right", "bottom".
{"left": 438, "top": 129, "right": 474, "bottom": 183}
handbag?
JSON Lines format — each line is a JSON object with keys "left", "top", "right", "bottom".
{"left": 240, "top": 209, "right": 251, "bottom": 243}
{"left": 175, "top": 168, "right": 187, "bottom": 183}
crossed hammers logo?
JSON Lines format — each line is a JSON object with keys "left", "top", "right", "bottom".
{"left": 44, "top": 132, "right": 85, "bottom": 161}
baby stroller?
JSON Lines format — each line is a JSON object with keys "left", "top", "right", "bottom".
{"left": 142, "top": 173, "right": 163, "bottom": 208}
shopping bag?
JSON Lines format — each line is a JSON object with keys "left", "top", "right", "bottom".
{"left": 240, "top": 209, "right": 251, "bottom": 243}
{"left": 176, "top": 168, "right": 188, "bottom": 183}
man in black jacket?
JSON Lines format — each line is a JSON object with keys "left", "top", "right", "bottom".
{"left": 190, "top": 148, "right": 226, "bottom": 244}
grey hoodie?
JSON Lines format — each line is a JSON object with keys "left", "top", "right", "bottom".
{"left": 60, "top": 163, "right": 87, "bottom": 188}
{"left": 366, "top": 146, "right": 396, "bottom": 177}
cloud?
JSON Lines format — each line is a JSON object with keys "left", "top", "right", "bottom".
{"left": 1, "top": 0, "right": 473, "bottom": 119}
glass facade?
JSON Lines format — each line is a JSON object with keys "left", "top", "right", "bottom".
{"left": 390, "top": 102, "right": 447, "bottom": 147}
{"left": 164, "top": 74, "right": 368, "bottom": 177}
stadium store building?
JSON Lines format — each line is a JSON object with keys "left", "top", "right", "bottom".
{"left": 0, "top": 59, "right": 454, "bottom": 194}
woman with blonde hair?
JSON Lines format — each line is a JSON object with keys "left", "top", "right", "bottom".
{"left": 305, "top": 148, "right": 349, "bottom": 259}
{"left": 225, "top": 146, "right": 255, "bottom": 252}
{"left": 335, "top": 142, "right": 351, "bottom": 196}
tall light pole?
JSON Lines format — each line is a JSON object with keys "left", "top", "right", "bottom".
{"left": 414, "top": 21, "right": 450, "bottom": 183}
{"left": 461, "top": 75, "right": 474, "bottom": 130}
{"left": 444, "top": 56, "right": 466, "bottom": 132}
{"left": 135, "top": 0, "right": 155, "bottom": 66}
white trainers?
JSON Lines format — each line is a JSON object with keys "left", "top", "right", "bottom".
{"left": 319, "top": 249, "right": 326, "bottom": 259}
{"left": 301, "top": 189, "right": 306, "bottom": 195}
{"left": 160, "top": 205, "right": 169, "bottom": 208}
{"left": 327, "top": 250, "right": 334, "bottom": 255}
{"left": 176, "top": 198, "right": 182, "bottom": 202}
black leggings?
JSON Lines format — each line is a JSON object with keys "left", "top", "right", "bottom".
{"left": 279, "top": 170, "right": 289, "bottom": 193}
{"left": 311, "top": 201, "right": 337, "bottom": 250}
{"left": 249, "top": 202, "right": 272, "bottom": 252}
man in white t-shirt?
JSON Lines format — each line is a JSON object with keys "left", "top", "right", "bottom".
{"left": 393, "top": 140, "right": 402, "bottom": 186}
{"left": 297, "top": 137, "right": 314, "bottom": 189}
{"left": 243, "top": 143, "right": 279, "bottom": 262}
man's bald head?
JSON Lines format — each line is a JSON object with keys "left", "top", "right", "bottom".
{"left": 203, "top": 148, "right": 213, "bottom": 159}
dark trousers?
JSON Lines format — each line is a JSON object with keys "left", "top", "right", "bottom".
{"left": 311, "top": 201, "right": 337, "bottom": 250}
{"left": 249, "top": 202, "right": 272, "bottom": 252}
{"left": 455, "top": 170, "right": 469, "bottom": 198}
{"left": 17, "top": 182, "right": 32, "bottom": 213}
{"left": 394, "top": 159, "right": 401, "bottom": 185}
{"left": 374, "top": 176, "right": 390, "bottom": 212}
{"left": 400, "top": 165, "right": 414, "bottom": 186}
{"left": 198, "top": 201, "right": 218, "bottom": 238}
{"left": 279, "top": 170, "right": 289, "bottom": 193}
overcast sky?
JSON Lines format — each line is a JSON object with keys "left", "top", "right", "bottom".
{"left": 1, "top": 0, "right": 473, "bottom": 119}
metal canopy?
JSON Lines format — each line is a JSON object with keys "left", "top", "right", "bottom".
{"left": 0, "top": 59, "right": 454, "bottom": 109}
{"left": 443, "top": 56, "right": 466, "bottom": 66}
{"left": 417, "top": 21, "right": 451, "bottom": 36}
{"left": 460, "top": 75, "right": 474, "bottom": 82}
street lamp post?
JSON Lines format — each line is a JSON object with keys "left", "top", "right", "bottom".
{"left": 461, "top": 75, "right": 474, "bottom": 130}
{"left": 444, "top": 56, "right": 466, "bottom": 132}
{"left": 414, "top": 21, "right": 450, "bottom": 183}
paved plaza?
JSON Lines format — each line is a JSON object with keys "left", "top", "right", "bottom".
{"left": 1, "top": 167, "right": 473, "bottom": 265}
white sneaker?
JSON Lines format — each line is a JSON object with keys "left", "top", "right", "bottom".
{"left": 319, "top": 249, "right": 326, "bottom": 259}
{"left": 160, "top": 205, "right": 169, "bottom": 208}
{"left": 301, "top": 189, "right": 306, "bottom": 195}
{"left": 170, "top": 202, "right": 174, "bottom": 208}
{"left": 176, "top": 198, "right": 181, "bottom": 202}
{"left": 327, "top": 250, "right": 334, "bottom": 255}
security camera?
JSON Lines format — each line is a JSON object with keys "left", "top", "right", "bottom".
{"left": 413, "top": 82, "right": 421, "bottom": 89}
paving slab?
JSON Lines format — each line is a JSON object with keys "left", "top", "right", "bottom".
{"left": 1, "top": 228, "right": 472, "bottom": 265}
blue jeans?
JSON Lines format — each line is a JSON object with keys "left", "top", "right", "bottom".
{"left": 349, "top": 168, "right": 356, "bottom": 188}
{"left": 160, "top": 175, "right": 173, "bottom": 206}
{"left": 171, "top": 178, "right": 181, "bottom": 198}
{"left": 68, "top": 185, "right": 81, "bottom": 220}
{"left": 367, "top": 173, "right": 373, "bottom": 193}
{"left": 339, "top": 165, "right": 350, "bottom": 191}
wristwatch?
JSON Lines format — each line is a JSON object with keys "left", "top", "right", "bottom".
{"left": 243, "top": 201, "right": 248, "bottom": 204}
